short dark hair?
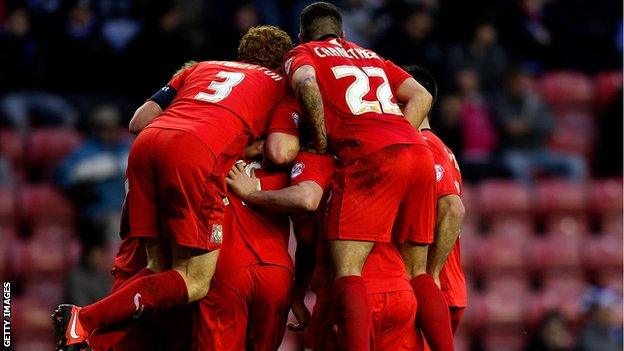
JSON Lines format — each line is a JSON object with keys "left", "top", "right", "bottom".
{"left": 300, "top": 2, "right": 342, "bottom": 42}
{"left": 403, "top": 65, "right": 438, "bottom": 107}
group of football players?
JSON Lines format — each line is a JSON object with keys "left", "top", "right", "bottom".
{"left": 51, "top": 2, "right": 467, "bottom": 350}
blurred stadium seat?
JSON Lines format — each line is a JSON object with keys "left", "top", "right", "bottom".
{"left": 482, "top": 273, "right": 531, "bottom": 326}
{"left": 481, "top": 326, "right": 526, "bottom": 351}
{"left": 531, "top": 230, "right": 584, "bottom": 272}
{"left": 593, "top": 71, "right": 623, "bottom": 108}
{"left": 548, "top": 113, "right": 595, "bottom": 158}
{"left": 537, "top": 271, "right": 587, "bottom": 322}
{"left": 538, "top": 71, "right": 593, "bottom": 113}
{"left": 0, "top": 129, "right": 24, "bottom": 168}
{"left": 589, "top": 178, "right": 623, "bottom": 215}
{"left": 535, "top": 180, "right": 588, "bottom": 215}
{"left": 0, "top": 186, "right": 15, "bottom": 224}
{"left": 474, "top": 227, "right": 531, "bottom": 274}
{"left": 584, "top": 231, "right": 623, "bottom": 271}
{"left": 477, "top": 181, "right": 531, "bottom": 222}
{"left": 26, "top": 128, "right": 82, "bottom": 178}
{"left": 18, "top": 184, "right": 75, "bottom": 224}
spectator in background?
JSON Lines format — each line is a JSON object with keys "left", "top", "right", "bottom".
{"left": 0, "top": 7, "right": 78, "bottom": 132}
{"left": 526, "top": 310, "right": 575, "bottom": 351}
{"left": 66, "top": 231, "right": 112, "bottom": 306}
{"left": 578, "top": 287, "right": 622, "bottom": 351}
{"left": 455, "top": 67, "right": 499, "bottom": 182}
{"left": 448, "top": 21, "right": 509, "bottom": 92}
{"left": 374, "top": 6, "right": 444, "bottom": 78}
{"left": 342, "top": 0, "right": 378, "bottom": 48}
{"left": 124, "top": 0, "right": 192, "bottom": 98}
{"left": 431, "top": 94, "right": 463, "bottom": 155}
{"left": 56, "top": 104, "right": 130, "bottom": 245}
{"left": 493, "top": 68, "right": 586, "bottom": 183}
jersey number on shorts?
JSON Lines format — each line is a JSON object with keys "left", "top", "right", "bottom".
{"left": 194, "top": 71, "right": 245, "bottom": 103}
{"left": 331, "top": 65, "right": 402, "bottom": 116}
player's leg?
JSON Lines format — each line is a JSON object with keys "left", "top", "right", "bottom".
{"left": 246, "top": 265, "right": 292, "bottom": 351}
{"left": 329, "top": 239, "right": 375, "bottom": 351}
{"left": 195, "top": 266, "right": 253, "bottom": 351}
{"left": 396, "top": 144, "right": 453, "bottom": 351}
{"left": 449, "top": 307, "right": 465, "bottom": 334}
{"left": 305, "top": 289, "right": 338, "bottom": 351}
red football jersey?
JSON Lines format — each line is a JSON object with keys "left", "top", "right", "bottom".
{"left": 422, "top": 129, "right": 467, "bottom": 307}
{"left": 284, "top": 38, "right": 423, "bottom": 162}
{"left": 264, "top": 95, "right": 301, "bottom": 137}
{"left": 149, "top": 61, "right": 285, "bottom": 155}
{"left": 215, "top": 162, "right": 292, "bottom": 276}
{"left": 289, "top": 152, "right": 411, "bottom": 294}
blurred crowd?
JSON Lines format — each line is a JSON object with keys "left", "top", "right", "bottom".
{"left": 0, "top": 0, "right": 621, "bottom": 350}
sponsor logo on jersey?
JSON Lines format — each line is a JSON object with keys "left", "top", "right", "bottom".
{"left": 435, "top": 164, "right": 444, "bottom": 182}
{"left": 132, "top": 293, "right": 144, "bottom": 319}
{"left": 284, "top": 57, "right": 294, "bottom": 75}
{"left": 291, "top": 162, "right": 305, "bottom": 179}
{"left": 211, "top": 224, "right": 223, "bottom": 244}
{"left": 291, "top": 112, "right": 300, "bottom": 127}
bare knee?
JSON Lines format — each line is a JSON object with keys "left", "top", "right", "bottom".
{"left": 145, "top": 239, "right": 169, "bottom": 272}
{"left": 172, "top": 245, "right": 219, "bottom": 302}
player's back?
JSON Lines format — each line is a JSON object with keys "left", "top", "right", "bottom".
{"left": 216, "top": 162, "right": 292, "bottom": 276}
{"left": 150, "top": 61, "right": 285, "bottom": 155}
{"left": 285, "top": 38, "right": 421, "bottom": 161}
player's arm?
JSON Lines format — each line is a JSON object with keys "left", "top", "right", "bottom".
{"left": 129, "top": 101, "right": 162, "bottom": 134}
{"left": 427, "top": 194, "right": 465, "bottom": 286}
{"left": 290, "top": 65, "right": 328, "bottom": 154}
{"left": 265, "top": 132, "right": 300, "bottom": 165}
{"left": 395, "top": 77, "right": 433, "bottom": 128}
{"left": 226, "top": 162, "right": 323, "bottom": 212}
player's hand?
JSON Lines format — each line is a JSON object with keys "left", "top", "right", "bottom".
{"left": 287, "top": 298, "right": 310, "bottom": 331}
{"left": 226, "top": 161, "right": 259, "bottom": 199}
{"left": 244, "top": 140, "right": 265, "bottom": 159}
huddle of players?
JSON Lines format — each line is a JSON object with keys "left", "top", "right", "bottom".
{"left": 51, "top": 2, "right": 467, "bottom": 351}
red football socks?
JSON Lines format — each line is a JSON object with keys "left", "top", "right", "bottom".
{"left": 79, "top": 270, "right": 188, "bottom": 334}
{"left": 333, "top": 275, "right": 373, "bottom": 351}
{"left": 411, "top": 274, "right": 454, "bottom": 351}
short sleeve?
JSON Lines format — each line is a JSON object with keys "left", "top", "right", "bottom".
{"left": 384, "top": 60, "right": 411, "bottom": 93}
{"left": 267, "top": 97, "right": 300, "bottom": 137}
{"left": 290, "top": 152, "right": 335, "bottom": 191}
{"left": 168, "top": 64, "right": 197, "bottom": 90}
{"left": 284, "top": 45, "right": 315, "bottom": 79}
{"left": 430, "top": 146, "right": 461, "bottom": 198}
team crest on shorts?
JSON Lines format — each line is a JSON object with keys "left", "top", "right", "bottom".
{"left": 210, "top": 224, "right": 223, "bottom": 244}
{"left": 291, "top": 162, "right": 305, "bottom": 179}
{"left": 435, "top": 164, "right": 444, "bottom": 182}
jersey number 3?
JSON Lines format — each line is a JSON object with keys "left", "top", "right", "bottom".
{"left": 195, "top": 71, "right": 245, "bottom": 103}
{"left": 331, "top": 65, "right": 402, "bottom": 116}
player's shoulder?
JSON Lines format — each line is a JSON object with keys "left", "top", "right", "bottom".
{"left": 201, "top": 60, "right": 284, "bottom": 81}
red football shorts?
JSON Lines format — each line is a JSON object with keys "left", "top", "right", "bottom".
{"left": 196, "top": 264, "right": 292, "bottom": 351}
{"left": 370, "top": 290, "right": 420, "bottom": 351}
{"left": 126, "top": 128, "right": 226, "bottom": 251}
{"left": 306, "top": 289, "right": 421, "bottom": 351}
{"left": 327, "top": 144, "right": 436, "bottom": 244}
